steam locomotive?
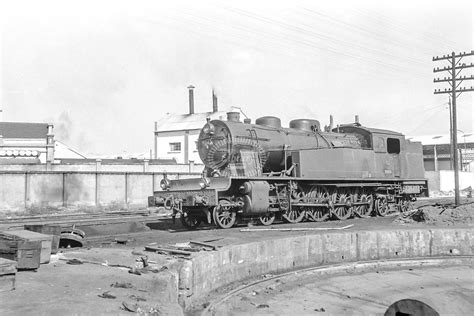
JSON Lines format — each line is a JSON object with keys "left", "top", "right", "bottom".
{"left": 148, "top": 112, "right": 427, "bottom": 229}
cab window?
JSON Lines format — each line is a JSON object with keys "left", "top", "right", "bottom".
{"left": 387, "top": 138, "right": 400, "bottom": 154}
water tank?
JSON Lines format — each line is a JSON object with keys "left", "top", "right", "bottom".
{"left": 255, "top": 116, "right": 281, "bottom": 128}
{"left": 289, "top": 119, "right": 321, "bottom": 132}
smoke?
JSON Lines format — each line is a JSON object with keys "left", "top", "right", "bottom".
{"left": 48, "top": 110, "right": 87, "bottom": 154}
{"left": 55, "top": 111, "right": 72, "bottom": 142}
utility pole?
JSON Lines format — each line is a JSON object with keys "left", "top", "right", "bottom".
{"left": 448, "top": 96, "right": 453, "bottom": 170}
{"left": 433, "top": 50, "right": 474, "bottom": 206}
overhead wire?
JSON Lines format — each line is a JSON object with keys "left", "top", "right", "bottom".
{"left": 364, "top": 102, "right": 449, "bottom": 127}
{"left": 135, "top": 5, "right": 438, "bottom": 81}
{"left": 138, "top": 10, "right": 403, "bottom": 80}
{"left": 132, "top": 5, "right": 459, "bottom": 135}
{"left": 217, "top": 5, "right": 432, "bottom": 79}
{"left": 405, "top": 106, "right": 449, "bottom": 135}
{"left": 354, "top": 7, "right": 459, "bottom": 50}
{"left": 296, "top": 7, "right": 436, "bottom": 66}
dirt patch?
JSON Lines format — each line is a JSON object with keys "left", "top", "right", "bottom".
{"left": 395, "top": 203, "right": 474, "bottom": 225}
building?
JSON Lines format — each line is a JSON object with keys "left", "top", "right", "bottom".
{"left": 0, "top": 122, "right": 52, "bottom": 163}
{"left": 0, "top": 121, "right": 86, "bottom": 164}
{"left": 153, "top": 87, "right": 246, "bottom": 164}
{"left": 54, "top": 140, "right": 88, "bottom": 160}
{"left": 408, "top": 133, "right": 474, "bottom": 172}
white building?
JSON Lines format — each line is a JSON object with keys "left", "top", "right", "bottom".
{"left": 153, "top": 86, "right": 246, "bottom": 164}
{"left": 153, "top": 109, "right": 247, "bottom": 164}
{"left": 54, "top": 140, "right": 87, "bottom": 161}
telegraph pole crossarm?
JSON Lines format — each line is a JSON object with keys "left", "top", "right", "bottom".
{"left": 434, "top": 87, "right": 474, "bottom": 94}
{"left": 433, "top": 63, "right": 474, "bottom": 73}
{"left": 432, "top": 50, "right": 474, "bottom": 61}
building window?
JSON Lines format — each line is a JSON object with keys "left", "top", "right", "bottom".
{"left": 387, "top": 138, "right": 400, "bottom": 154}
{"left": 169, "top": 142, "right": 181, "bottom": 152}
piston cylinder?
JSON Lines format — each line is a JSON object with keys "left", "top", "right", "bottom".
{"left": 241, "top": 181, "right": 270, "bottom": 214}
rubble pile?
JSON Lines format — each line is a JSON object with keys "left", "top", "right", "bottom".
{"left": 395, "top": 203, "right": 474, "bottom": 225}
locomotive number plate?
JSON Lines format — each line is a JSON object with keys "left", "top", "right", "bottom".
{"left": 402, "top": 185, "right": 421, "bottom": 194}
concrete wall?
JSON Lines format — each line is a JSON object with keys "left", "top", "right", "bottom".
{"left": 425, "top": 170, "right": 473, "bottom": 192}
{"left": 0, "top": 171, "right": 201, "bottom": 215}
{"left": 0, "top": 173, "right": 26, "bottom": 209}
{"left": 0, "top": 162, "right": 204, "bottom": 173}
{"left": 439, "top": 170, "right": 474, "bottom": 191}
{"left": 425, "top": 171, "right": 440, "bottom": 193}
{"left": 180, "top": 228, "right": 472, "bottom": 307}
{"left": 1, "top": 166, "right": 472, "bottom": 214}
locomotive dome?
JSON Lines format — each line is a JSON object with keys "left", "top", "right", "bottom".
{"left": 289, "top": 119, "right": 321, "bottom": 132}
{"left": 255, "top": 116, "right": 282, "bottom": 128}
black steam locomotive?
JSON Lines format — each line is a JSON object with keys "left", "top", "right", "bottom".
{"left": 148, "top": 112, "right": 427, "bottom": 229}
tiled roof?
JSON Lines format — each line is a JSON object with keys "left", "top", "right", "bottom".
{"left": 0, "top": 122, "right": 48, "bottom": 139}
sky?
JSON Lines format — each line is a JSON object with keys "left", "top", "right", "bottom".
{"left": 0, "top": 0, "right": 473, "bottom": 157}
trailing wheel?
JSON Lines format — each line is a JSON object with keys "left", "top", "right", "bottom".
{"left": 330, "top": 189, "right": 352, "bottom": 220}
{"left": 258, "top": 213, "right": 276, "bottom": 226}
{"left": 398, "top": 199, "right": 413, "bottom": 214}
{"left": 180, "top": 210, "right": 202, "bottom": 230}
{"left": 213, "top": 199, "right": 237, "bottom": 229}
{"left": 375, "top": 196, "right": 389, "bottom": 216}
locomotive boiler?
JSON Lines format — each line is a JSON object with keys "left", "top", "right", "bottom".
{"left": 149, "top": 112, "right": 427, "bottom": 229}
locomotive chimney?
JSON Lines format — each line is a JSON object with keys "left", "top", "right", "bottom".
{"left": 355, "top": 115, "right": 359, "bottom": 124}
{"left": 212, "top": 89, "right": 218, "bottom": 113}
{"left": 187, "top": 85, "right": 195, "bottom": 114}
{"left": 227, "top": 112, "right": 240, "bottom": 122}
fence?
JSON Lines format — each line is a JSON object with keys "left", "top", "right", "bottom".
{"left": 0, "top": 171, "right": 200, "bottom": 215}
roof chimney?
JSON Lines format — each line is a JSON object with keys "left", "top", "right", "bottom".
{"left": 212, "top": 89, "right": 218, "bottom": 113}
{"left": 187, "top": 85, "right": 195, "bottom": 115}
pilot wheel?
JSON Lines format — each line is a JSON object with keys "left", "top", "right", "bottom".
{"left": 213, "top": 199, "right": 237, "bottom": 229}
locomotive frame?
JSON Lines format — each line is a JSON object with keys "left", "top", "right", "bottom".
{"left": 149, "top": 114, "right": 428, "bottom": 229}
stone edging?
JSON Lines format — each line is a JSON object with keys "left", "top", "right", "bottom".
{"left": 174, "top": 228, "right": 472, "bottom": 309}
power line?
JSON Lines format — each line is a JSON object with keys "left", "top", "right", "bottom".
{"left": 364, "top": 102, "right": 448, "bottom": 127}
{"left": 139, "top": 9, "right": 424, "bottom": 80}
{"left": 353, "top": 7, "right": 459, "bottom": 50}
{"left": 297, "top": 7, "right": 434, "bottom": 67}
{"left": 404, "top": 106, "right": 448, "bottom": 135}
{"left": 218, "top": 5, "right": 429, "bottom": 77}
